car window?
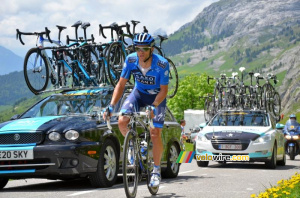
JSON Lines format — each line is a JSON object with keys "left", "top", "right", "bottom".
{"left": 210, "top": 111, "right": 269, "bottom": 127}
{"left": 20, "top": 93, "right": 112, "bottom": 118}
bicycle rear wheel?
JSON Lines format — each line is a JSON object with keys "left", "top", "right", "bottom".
{"left": 106, "top": 42, "right": 126, "bottom": 87}
{"left": 123, "top": 130, "right": 139, "bottom": 198}
{"left": 166, "top": 58, "right": 178, "bottom": 98}
{"left": 272, "top": 91, "right": 281, "bottom": 118}
{"left": 24, "top": 48, "right": 49, "bottom": 95}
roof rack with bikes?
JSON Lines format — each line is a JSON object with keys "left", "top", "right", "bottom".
{"left": 202, "top": 67, "right": 281, "bottom": 122}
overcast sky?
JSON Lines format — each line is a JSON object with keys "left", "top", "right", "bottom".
{"left": 0, "top": 0, "right": 218, "bottom": 57}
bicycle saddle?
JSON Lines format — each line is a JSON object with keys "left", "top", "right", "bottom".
{"left": 158, "top": 35, "right": 168, "bottom": 41}
{"left": 56, "top": 25, "right": 67, "bottom": 32}
{"left": 71, "top": 21, "right": 82, "bottom": 28}
{"left": 81, "top": 22, "right": 90, "bottom": 29}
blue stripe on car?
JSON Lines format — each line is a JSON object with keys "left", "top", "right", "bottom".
{"left": 0, "top": 116, "right": 63, "bottom": 132}
{"left": 0, "top": 144, "right": 36, "bottom": 147}
{"left": 0, "top": 169, "right": 35, "bottom": 174}
{"left": 0, "top": 146, "right": 34, "bottom": 151}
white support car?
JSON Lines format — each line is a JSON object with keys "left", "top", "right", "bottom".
{"left": 195, "top": 110, "right": 285, "bottom": 169}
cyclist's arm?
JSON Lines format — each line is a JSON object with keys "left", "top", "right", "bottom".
{"left": 110, "top": 77, "right": 128, "bottom": 106}
{"left": 152, "top": 60, "right": 169, "bottom": 107}
{"left": 152, "top": 85, "right": 168, "bottom": 107}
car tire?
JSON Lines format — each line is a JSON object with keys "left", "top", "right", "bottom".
{"left": 161, "top": 142, "right": 180, "bottom": 178}
{"left": 265, "top": 144, "right": 277, "bottom": 169}
{"left": 0, "top": 178, "right": 8, "bottom": 190}
{"left": 197, "top": 161, "right": 209, "bottom": 167}
{"left": 89, "top": 139, "right": 119, "bottom": 187}
{"left": 277, "top": 152, "right": 286, "bottom": 166}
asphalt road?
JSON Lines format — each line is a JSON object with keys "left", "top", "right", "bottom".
{"left": 2, "top": 156, "right": 300, "bottom": 198}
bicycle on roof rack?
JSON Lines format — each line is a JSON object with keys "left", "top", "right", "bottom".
{"left": 99, "top": 20, "right": 139, "bottom": 87}
{"left": 16, "top": 26, "right": 75, "bottom": 94}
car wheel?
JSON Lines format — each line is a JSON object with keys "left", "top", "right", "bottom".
{"left": 197, "top": 161, "right": 209, "bottom": 167}
{"left": 277, "top": 152, "right": 286, "bottom": 166}
{"left": 89, "top": 139, "right": 119, "bottom": 187}
{"left": 162, "top": 142, "right": 180, "bottom": 178}
{"left": 265, "top": 144, "right": 277, "bottom": 169}
{"left": 0, "top": 178, "right": 8, "bottom": 190}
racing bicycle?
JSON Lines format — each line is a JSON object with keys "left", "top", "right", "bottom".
{"left": 105, "top": 106, "right": 159, "bottom": 198}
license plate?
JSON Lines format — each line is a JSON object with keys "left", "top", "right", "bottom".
{"left": 219, "top": 144, "right": 242, "bottom": 150}
{"left": 0, "top": 150, "right": 34, "bottom": 160}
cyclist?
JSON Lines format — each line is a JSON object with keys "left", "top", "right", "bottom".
{"left": 104, "top": 32, "right": 169, "bottom": 188}
{"left": 283, "top": 114, "right": 300, "bottom": 134}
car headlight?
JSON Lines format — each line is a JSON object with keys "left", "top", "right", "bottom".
{"left": 65, "top": 130, "right": 79, "bottom": 141}
{"left": 49, "top": 132, "right": 61, "bottom": 141}
{"left": 254, "top": 132, "right": 272, "bottom": 143}
{"left": 197, "top": 133, "right": 208, "bottom": 142}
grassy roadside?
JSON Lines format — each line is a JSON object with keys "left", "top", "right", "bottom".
{"left": 251, "top": 172, "right": 300, "bottom": 198}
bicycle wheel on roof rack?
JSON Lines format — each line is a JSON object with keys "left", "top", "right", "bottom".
{"left": 24, "top": 48, "right": 49, "bottom": 95}
{"left": 165, "top": 58, "right": 178, "bottom": 98}
{"left": 106, "top": 42, "right": 126, "bottom": 87}
{"left": 272, "top": 91, "right": 281, "bottom": 118}
{"left": 153, "top": 46, "right": 163, "bottom": 56}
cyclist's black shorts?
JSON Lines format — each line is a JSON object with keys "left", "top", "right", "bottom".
{"left": 120, "top": 88, "right": 166, "bottom": 128}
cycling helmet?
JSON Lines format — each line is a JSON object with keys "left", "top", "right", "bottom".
{"left": 133, "top": 33, "right": 155, "bottom": 46}
{"left": 290, "top": 114, "right": 297, "bottom": 119}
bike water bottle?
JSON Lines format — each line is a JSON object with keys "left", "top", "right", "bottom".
{"left": 141, "top": 140, "right": 148, "bottom": 160}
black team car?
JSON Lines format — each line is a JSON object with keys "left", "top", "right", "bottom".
{"left": 0, "top": 88, "right": 181, "bottom": 189}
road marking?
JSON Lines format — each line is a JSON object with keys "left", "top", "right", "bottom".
{"left": 67, "top": 184, "right": 124, "bottom": 197}
{"left": 247, "top": 188, "right": 254, "bottom": 191}
{"left": 178, "top": 170, "right": 195, "bottom": 175}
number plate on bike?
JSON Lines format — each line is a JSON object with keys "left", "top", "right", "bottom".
{"left": 218, "top": 144, "right": 242, "bottom": 150}
{"left": 0, "top": 150, "right": 34, "bottom": 160}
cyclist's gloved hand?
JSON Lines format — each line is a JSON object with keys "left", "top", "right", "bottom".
{"left": 107, "top": 104, "right": 114, "bottom": 113}
{"left": 103, "top": 104, "right": 114, "bottom": 120}
{"left": 150, "top": 105, "right": 156, "bottom": 116}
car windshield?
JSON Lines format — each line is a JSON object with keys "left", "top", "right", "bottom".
{"left": 209, "top": 111, "right": 269, "bottom": 127}
{"left": 20, "top": 91, "right": 112, "bottom": 118}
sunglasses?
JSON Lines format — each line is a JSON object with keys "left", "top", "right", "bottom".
{"left": 135, "top": 47, "right": 151, "bottom": 52}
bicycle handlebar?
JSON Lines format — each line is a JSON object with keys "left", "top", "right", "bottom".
{"left": 45, "top": 27, "right": 53, "bottom": 43}
{"left": 16, "top": 29, "right": 49, "bottom": 45}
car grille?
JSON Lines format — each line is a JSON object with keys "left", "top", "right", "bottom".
{"left": 211, "top": 139, "right": 250, "bottom": 150}
{"left": 0, "top": 133, "right": 43, "bottom": 145}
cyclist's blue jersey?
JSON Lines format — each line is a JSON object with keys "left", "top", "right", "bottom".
{"left": 120, "top": 53, "right": 169, "bottom": 95}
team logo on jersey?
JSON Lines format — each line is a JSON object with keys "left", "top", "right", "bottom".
{"left": 134, "top": 74, "right": 156, "bottom": 85}
{"left": 164, "top": 70, "right": 169, "bottom": 76}
{"left": 128, "top": 57, "right": 137, "bottom": 63}
{"left": 157, "top": 60, "right": 167, "bottom": 69}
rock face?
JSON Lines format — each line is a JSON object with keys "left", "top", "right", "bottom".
{"left": 168, "top": 0, "right": 300, "bottom": 115}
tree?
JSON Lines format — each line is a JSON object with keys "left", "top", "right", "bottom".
{"left": 167, "top": 73, "right": 215, "bottom": 121}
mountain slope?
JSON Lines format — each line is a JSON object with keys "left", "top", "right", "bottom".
{"left": 164, "top": 0, "right": 300, "bottom": 115}
{"left": 0, "top": 46, "right": 23, "bottom": 75}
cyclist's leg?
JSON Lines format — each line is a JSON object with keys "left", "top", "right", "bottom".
{"left": 118, "top": 88, "right": 141, "bottom": 136}
{"left": 149, "top": 98, "right": 166, "bottom": 187}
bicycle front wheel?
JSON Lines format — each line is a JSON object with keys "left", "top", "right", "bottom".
{"left": 24, "top": 48, "right": 49, "bottom": 95}
{"left": 123, "top": 130, "right": 139, "bottom": 198}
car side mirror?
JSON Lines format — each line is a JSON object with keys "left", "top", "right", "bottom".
{"left": 199, "top": 122, "right": 207, "bottom": 129}
{"left": 10, "top": 114, "right": 20, "bottom": 120}
{"left": 276, "top": 123, "right": 285, "bottom": 129}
